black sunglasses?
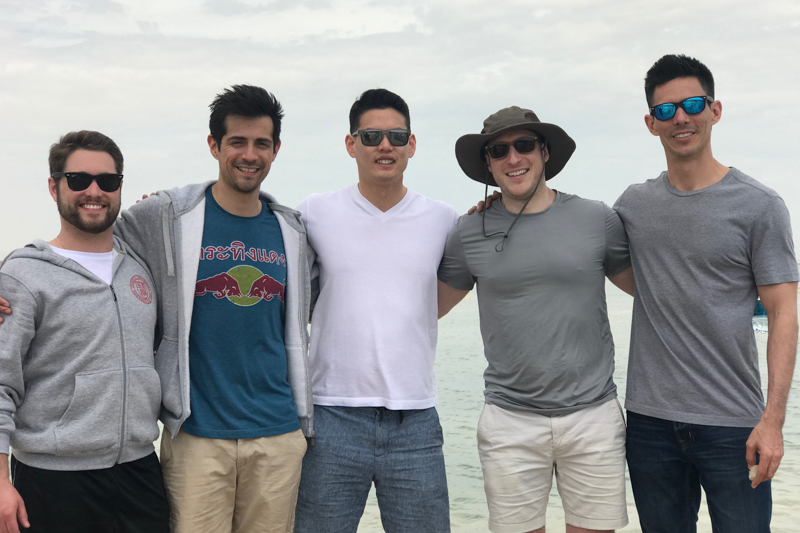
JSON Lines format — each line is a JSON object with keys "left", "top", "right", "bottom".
{"left": 649, "top": 96, "right": 713, "bottom": 121}
{"left": 351, "top": 129, "right": 411, "bottom": 147}
{"left": 483, "top": 137, "right": 542, "bottom": 160}
{"left": 52, "top": 172, "right": 123, "bottom": 192}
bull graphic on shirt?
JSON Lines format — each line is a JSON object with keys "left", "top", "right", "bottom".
{"left": 194, "top": 273, "right": 243, "bottom": 299}
{"left": 195, "top": 266, "right": 284, "bottom": 307}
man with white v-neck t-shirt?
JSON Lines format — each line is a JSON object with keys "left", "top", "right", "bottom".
{"left": 294, "top": 89, "right": 457, "bottom": 533}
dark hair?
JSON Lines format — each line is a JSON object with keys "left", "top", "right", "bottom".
{"left": 209, "top": 85, "right": 284, "bottom": 148}
{"left": 49, "top": 130, "right": 124, "bottom": 175}
{"left": 349, "top": 89, "right": 411, "bottom": 133}
{"left": 645, "top": 54, "right": 715, "bottom": 107}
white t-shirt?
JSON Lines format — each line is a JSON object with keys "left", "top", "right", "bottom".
{"left": 298, "top": 185, "right": 458, "bottom": 409}
{"left": 51, "top": 246, "right": 114, "bottom": 285}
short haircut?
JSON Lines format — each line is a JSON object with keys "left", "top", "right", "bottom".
{"left": 645, "top": 54, "right": 715, "bottom": 107}
{"left": 208, "top": 85, "right": 284, "bottom": 148}
{"left": 349, "top": 89, "right": 411, "bottom": 133}
{"left": 49, "top": 130, "right": 124, "bottom": 175}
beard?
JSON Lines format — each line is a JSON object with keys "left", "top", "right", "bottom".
{"left": 56, "top": 188, "right": 120, "bottom": 235}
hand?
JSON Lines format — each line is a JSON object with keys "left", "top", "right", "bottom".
{"left": 745, "top": 418, "right": 784, "bottom": 488}
{"left": 466, "top": 190, "right": 502, "bottom": 215}
{"left": 0, "top": 478, "right": 29, "bottom": 532}
{"left": 135, "top": 192, "right": 156, "bottom": 204}
{"left": 0, "top": 297, "right": 10, "bottom": 325}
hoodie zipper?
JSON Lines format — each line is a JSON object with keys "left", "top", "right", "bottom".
{"left": 110, "top": 284, "right": 128, "bottom": 463}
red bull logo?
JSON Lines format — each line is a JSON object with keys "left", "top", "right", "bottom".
{"left": 195, "top": 265, "right": 284, "bottom": 307}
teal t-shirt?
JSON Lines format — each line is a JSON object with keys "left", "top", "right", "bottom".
{"left": 182, "top": 187, "right": 299, "bottom": 439}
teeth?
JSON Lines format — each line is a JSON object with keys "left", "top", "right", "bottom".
{"left": 237, "top": 166, "right": 258, "bottom": 173}
{"left": 675, "top": 133, "right": 692, "bottom": 138}
{"left": 81, "top": 204, "right": 104, "bottom": 209}
{"left": 508, "top": 169, "right": 528, "bottom": 177}
{"left": 377, "top": 159, "right": 394, "bottom": 164}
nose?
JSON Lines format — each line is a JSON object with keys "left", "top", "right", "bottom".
{"left": 377, "top": 134, "right": 393, "bottom": 150}
{"left": 673, "top": 106, "right": 691, "bottom": 123}
{"left": 84, "top": 178, "right": 104, "bottom": 196}
{"left": 507, "top": 145, "right": 524, "bottom": 163}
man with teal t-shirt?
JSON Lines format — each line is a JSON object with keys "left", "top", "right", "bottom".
{"left": 112, "top": 85, "right": 313, "bottom": 533}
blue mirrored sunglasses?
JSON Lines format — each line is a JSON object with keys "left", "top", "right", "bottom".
{"left": 650, "top": 96, "right": 714, "bottom": 121}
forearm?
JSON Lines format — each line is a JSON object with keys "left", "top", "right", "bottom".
{"left": 762, "top": 308, "right": 799, "bottom": 424}
{"left": 0, "top": 454, "right": 7, "bottom": 482}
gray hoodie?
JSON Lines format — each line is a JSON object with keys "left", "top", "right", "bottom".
{"left": 114, "top": 182, "right": 313, "bottom": 438}
{"left": 0, "top": 238, "right": 160, "bottom": 470}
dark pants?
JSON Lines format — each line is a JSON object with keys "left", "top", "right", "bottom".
{"left": 11, "top": 452, "right": 170, "bottom": 533}
{"left": 626, "top": 411, "right": 772, "bottom": 533}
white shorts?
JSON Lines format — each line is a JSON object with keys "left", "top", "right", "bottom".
{"left": 477, "top": 399, "right": 628, "bottom": 533}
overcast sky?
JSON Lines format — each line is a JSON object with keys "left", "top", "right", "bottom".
{"left": 1, "top": 0, "right": 798, "bottom": 257}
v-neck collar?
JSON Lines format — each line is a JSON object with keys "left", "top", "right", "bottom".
{"left": 349, "top": 184, "right": 414, "bottom": 220}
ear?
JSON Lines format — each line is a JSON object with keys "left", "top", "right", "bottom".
{"left": 407, "top": 133, "right": 417, "bottom": 158}
{"left": 710, "top": 99, "right": 722, "bottom": 126}
{"left": 644, "top": 114, "right": 659, "bottom": 136}
{"left": 542, "top": 144, "right": 550, "bottom": 164}
{"left": 208, "top": 134, "right": 220, "bottom": 160}
{"left": 345, "top": 133, "right": 356, "bottom": 158}
{"left": 48, "top": 177, "right": 59, "bottom": 202}
{"left": 272, "top": 140, "right": 281, "bottom": 158}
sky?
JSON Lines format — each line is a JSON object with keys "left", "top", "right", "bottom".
{"left": 1, "top": 0, "right": 798, "bottom": 257}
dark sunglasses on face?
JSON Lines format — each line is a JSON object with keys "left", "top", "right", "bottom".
{"left": 649, "top": 96, "right": 714, "bottom": 121}
{"left": 483, "top": 137, "right": 542, "bottom": 160}
{"left": 351, "top": 129, "right": 411, "bottom": 147}
{"left": 52, "top": 172, "right": 123, "bottom": 192}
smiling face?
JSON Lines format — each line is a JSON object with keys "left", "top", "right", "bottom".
{"left": 645, "top": 76, "right": 721, "bottom": 162}
{"left": 486, "top": 129, "right": 549, "bottom": 203}
{"left": 345, "top": 108, "right": 416, "bottom": 187}
{"left": 209, "top": 115, "right": 280, "bottom": 195}
{"left": 49, "top": 149, "right": 122, "bottom": 235}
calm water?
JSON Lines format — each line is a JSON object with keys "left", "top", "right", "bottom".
{"left": 356, "top": 282, "right": 800, "bottom": 532}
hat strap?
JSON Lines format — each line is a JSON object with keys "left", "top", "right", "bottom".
{"left": 481, "top": 169, "right": 543, "bottom": 252}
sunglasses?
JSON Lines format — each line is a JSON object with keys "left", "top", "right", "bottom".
{"left": 649, "top": 96, "right": 713, "bottom": 121}
{"left": 483, "top": 137, "right": 542, "bottom": 160}
{"left": 52, "top": 172, "right": 123, "bottom": 192}
{"left": 351, "top": 129, "right": 411, "bottom": 147}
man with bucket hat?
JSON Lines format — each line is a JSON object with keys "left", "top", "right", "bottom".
{"left": 437, "top": 107, "right": 634, "bottom": 533}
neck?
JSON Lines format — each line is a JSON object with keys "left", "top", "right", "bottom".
{"left": 211, "top": 181, "right": 263, "bottom": 217}
{"left": 501, "top": 180, "right": 555, "bottom": 215}
{"left": 51, "top": 223, "right": 113, "bottom": 253}
{"left": 665, "top": 150, "right": 729, "bottom": 192}
{"left": 357, "top": 178, "right": 407, "bottom": 212}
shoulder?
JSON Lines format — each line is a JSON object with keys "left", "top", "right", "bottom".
{"left": 297, "top": 186, "right": 352, "bottom": 214}
{"left": 726, "top": 168, "right": 785, "bottom": 202}
{"left": 407, "top": 190, "right": 458, "bottom": 219}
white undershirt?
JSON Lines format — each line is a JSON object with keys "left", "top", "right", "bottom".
{"left": 50, "top": 246, "right": 115, "bottom": 284}
{"left": 298, "top": 185, "right": 458, "bottom": 409}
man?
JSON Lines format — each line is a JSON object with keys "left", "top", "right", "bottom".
{"left": 437, "top": 107, "right": 633, "bottom": 533}
{"left": 294, "top": 89, "right": 458, "bottom": 533}
{"left": 615, "top": 54, "right": 799, "bottom": 532}
{"left": 0, "top": 131, "right": 169, "bottom": 533}
{"left": 112, "top": 85, "right": 313, "bottom": 532}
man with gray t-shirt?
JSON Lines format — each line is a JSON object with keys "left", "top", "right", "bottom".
{"left": 615, "top": 54, "right": 798, "bottom": 533}
{"left": 438, "top": 107, "right": 634, "bottom": 533}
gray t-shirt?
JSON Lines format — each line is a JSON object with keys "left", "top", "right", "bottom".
{"left": 438, "top": 192, "right": 631, "bottom": 415}
{"left": 614, "top": 168, "right": 799, "bottom": 427}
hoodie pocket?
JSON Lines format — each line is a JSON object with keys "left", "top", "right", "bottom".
{"left": 154, "top": 338, "right": 182, "bottom": 420}
{"left": 55, "top": 369, "right": 123, "bottom": 456}
{"left": 124, "top": 366, "right": 162, "bottom": 446}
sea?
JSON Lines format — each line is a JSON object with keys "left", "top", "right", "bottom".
{"left": 354, "top": 282, "right": 800, "bottom": 532}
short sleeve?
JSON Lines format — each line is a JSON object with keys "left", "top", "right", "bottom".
{"left": 437, "top": 222, "right": 476, "bottom": 291}
{"left": 751, "top": 196, "right": 799, "bottom": 286}
{"left": 603, "top": 203, "right": 631, "bottom": 276}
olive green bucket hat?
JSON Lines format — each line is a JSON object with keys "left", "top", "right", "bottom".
{"left": 455, "top": 106, "right": 576, "bottom": 186}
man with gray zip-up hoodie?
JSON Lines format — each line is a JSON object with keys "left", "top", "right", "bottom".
{"left": 0, "top": 131, "right": 170, "bottom": 533}
{"left": 113, "top": 85, "right": 313, "bottom": 533}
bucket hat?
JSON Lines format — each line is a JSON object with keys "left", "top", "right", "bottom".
{"left": 455, "top": 106, "right": 576, "bottom": 186}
